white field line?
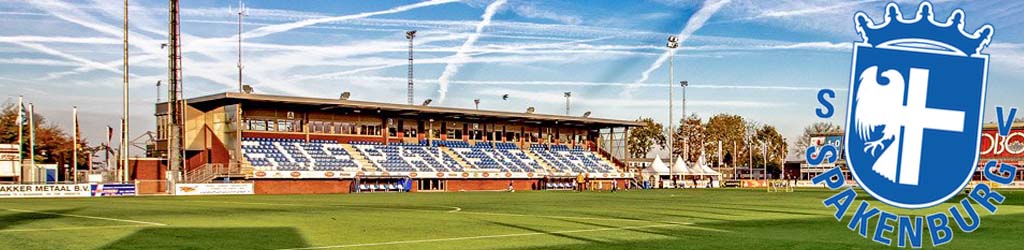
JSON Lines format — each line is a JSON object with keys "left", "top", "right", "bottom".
{"left": 169, "top": 200, "right": 663, "bottom": 223}
{"left": 2, "top": 208, "right": 166, "bottom": 226}
{"left": 277, "top": 223, "right": 722, "bottom": 250}
{"left": 0, "top": 224, "right": 150, "bottom": 233}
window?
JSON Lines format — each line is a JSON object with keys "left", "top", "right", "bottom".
{"left": 266, "top": 120, "right": 276, "bottom": 131}
{"left": 278, "top": 120, "right": 293, "bottom": 132}
{"left": 252, "top": 120, "right": 268, "bottom": 131}
{"left": 311, "top": 121, "right": 324, "bottom": 133}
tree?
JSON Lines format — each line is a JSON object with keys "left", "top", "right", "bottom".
{"left": 702, "top": 114, "right": 746, "bottom": 167}
{"left": 0, "top": 102, "right": 89, "bottom": 177}
{"left": 751, "top": 125, "right": 788, "bottom": 177}
{"left": 673, "top": 114, "right": 705, "bottom": 162}
{"left": 627, "top": 117, "right": 666, "bottom": 159}
{"left": 794, "top": 122, "right": 842, "bottom": 156}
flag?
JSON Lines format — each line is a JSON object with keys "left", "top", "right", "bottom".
{"left": 17, "top": 102, "right": 27, "bottom": 126}
{"left": 107, "top": 126, "right": 114, "bottom": 144}
{"left": 74, "top": 107, "right": 81, "bottom": 151}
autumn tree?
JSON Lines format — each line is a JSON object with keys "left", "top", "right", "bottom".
{"left": 0, "top": 102, "right": 89, "bottom": 174}
{"left": 751, "top": 125, "right": 788, "bottom": 176}
{"left": 627, "top": 117, "right": 666, "bottom": 159}
{"left": 794, "top": 122, "right": 842, "bottom": 156}
{"left": 673, "top": 114, "right": 705, "bottom": 162}
{"left": 702, "top": 114, "right": 746, "bottom": 166}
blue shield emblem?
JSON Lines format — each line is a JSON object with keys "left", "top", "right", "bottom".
{"left": 844, "top": 2, "right": 993, "bottom": 209}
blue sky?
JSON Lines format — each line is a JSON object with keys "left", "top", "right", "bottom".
{"left": 1, "top": 0, "right": 1022, "bottom": 156}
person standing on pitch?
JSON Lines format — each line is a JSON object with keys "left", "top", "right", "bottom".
{"left": 611, "top": 179, "right": 618, "bottom": 192}
{"left": 576, "top": 173, "right": 585, "bottom": 192}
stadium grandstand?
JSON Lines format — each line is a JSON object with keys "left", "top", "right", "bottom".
{"left": 134, "top": 92, "right": 638, "bottom": 194}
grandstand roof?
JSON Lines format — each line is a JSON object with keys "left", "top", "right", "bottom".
{"left": 169, "top": 92, "right": 643, "bottom": 128}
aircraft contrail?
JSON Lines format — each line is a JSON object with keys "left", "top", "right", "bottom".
{"left": 238, "top": 0, "right": 461, "bottom": 40}
{"left": 628, "top": 0, "right": 731, "bottom": 91}
{"left": 436, "top": 0, "right": 507, "bottom": 104}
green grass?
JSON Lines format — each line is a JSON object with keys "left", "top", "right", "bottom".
{"left": 1, "top": 188, "right": 1023, "bottom": 249}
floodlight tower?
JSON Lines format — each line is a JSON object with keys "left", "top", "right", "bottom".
{"left": 121, "top": 0, "right": 130, "bottom": 183}
{"left": 666, "top": 35, "right": 679, "bottom": 161}
{"left": 236, "top": 0, "right": 247, "bottom": 92}
{"left": 166, "top": 0, "right": 183, "bottom": 191}
{"left": 406, "top": 30, "right": 416, "bottom": 105}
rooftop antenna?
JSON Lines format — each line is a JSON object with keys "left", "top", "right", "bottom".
{"left": 405, "top": 30, "right": 416, "bottom": 105}
{"left": 235, "top": 0, "right": 248, "bottom": 93}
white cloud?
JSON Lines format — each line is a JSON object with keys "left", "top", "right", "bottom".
{"left": 509, "top": 2, "right": 581, "bottom": 25}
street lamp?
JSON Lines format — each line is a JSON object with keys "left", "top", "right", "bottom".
{"left": 474, "top": 99, "right": 480, "bottom": 110}
{"left": 667, "top": 35, "right": 679, "bottom": 161}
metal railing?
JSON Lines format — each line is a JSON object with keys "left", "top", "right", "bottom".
{"left": 185, "top": 163, "right": 245, "bottom": 183}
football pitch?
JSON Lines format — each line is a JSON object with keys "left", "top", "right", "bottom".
{"left": 1, "top": 188, "right": 1022, "bottom": 250}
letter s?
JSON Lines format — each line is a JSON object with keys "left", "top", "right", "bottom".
{"left": 817, "top": 89, "right": 836, "bottom": 118}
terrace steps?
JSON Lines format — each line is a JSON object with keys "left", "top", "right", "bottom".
{"left": 342, "top": 144, "right": 377, "bottom": 172}
{"left": 439, "top": 147, "right": 473, "bottom": 171}
{"left": 523, "top": 149, "right": 556, "bottom": 173}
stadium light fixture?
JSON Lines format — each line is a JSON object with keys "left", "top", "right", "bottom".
{"left": 242, "top": 85, "right": 254, "bottom": 94}
{"left": 526, "top": 107, "right": 535, "bottom": 114}
{"left": 582, "top": 111, "right": 591, "bottom": 118}
{"left": 422, "top": 99, "right": 432, "bottom": 106}
{"left": 502, "top": 94, "right": 509, "bottom": 100}
{"left": 474, "top": 99, "right": 480, "bottom": 110}
{"left": 339, "top": 91, "right": 351, "bottom": 100}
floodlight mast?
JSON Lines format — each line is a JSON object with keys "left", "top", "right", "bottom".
{"left": 406, "top": 30, "right": 416, "bottom": 105}
{"left": 236, "top": 0, "right": 247, "bottom": 93}
{"left": 166, "top": 0, "right": 183, "bottom": 192}
{"left": 667, "top": 35, "right": 679, "bottom": 162}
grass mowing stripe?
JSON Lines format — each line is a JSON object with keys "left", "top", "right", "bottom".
{"left": 2, "top": 208, "right": 166, "bottom": 226}
{"left": 276, "top": 223, "right": 722, "bottom": 250}
{"left": 159, "top": 198, "right": 659, "bottom": 224}
{"left": 0, "top": 225, "right": 151, "bottom": 233}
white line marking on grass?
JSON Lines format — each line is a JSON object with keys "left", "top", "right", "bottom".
{"left": 0, "top": 224, "right": 150, "bottom": 233}
{"left": 169, "top": 200, "right": 676, "bottom": 224}
{"left": 169, "top": 200, "right": 465, "bottom": 213}
{"left": 2, "top": 208, "right": 166, "bottom": 226}
{"left": 277, "top": 223, "right": 720, "bottom": 250}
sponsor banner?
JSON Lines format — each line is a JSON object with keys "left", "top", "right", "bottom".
{"left": 175, "top": 183, "right": 254, "bottom": 196}
{"left": 741, "top": 180, "right": 767, "bottom": 188}
{"left": 970, "top": 181, "right": 1024, "bottom": 189}
{"left": 250, "top": 171, "right": 631, "bottom": 179}
{"left": 90, "top": 184, "right": 136, "bottom": 197}
{"left": 0, "top": 184, "right": 91, "bottom": 198}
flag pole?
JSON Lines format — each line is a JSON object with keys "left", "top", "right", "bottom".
{"left": 17, "top": 96, "right": 23, "bottom": 184}
{"left": 29, "top": 103, "right": 36, "bottom": 183}
{"left": 73, "top": 106, "right": 78, "bottom": 184}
